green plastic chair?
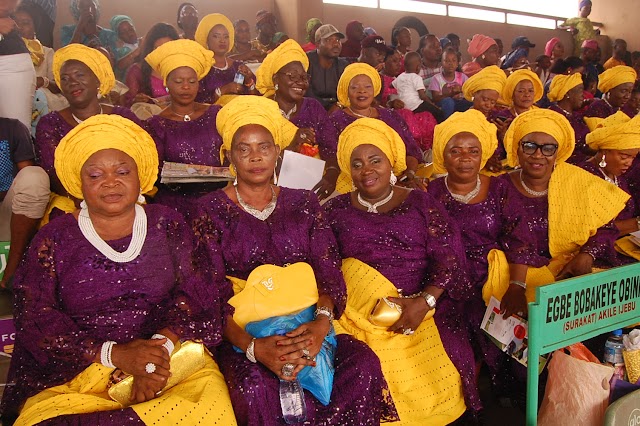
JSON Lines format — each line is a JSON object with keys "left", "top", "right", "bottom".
{"left": 603, "top": 388, "right": 640, "bottom": 426}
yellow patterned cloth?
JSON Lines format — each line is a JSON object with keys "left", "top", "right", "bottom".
{"left": 195, "top": 13, "right": 234, "bottom": 52}
{"left": 585, "top": 111, "right": 640, "bottom": 151}
{"left": 23, "top": 38, "right": 44, "bottom": 67}
{"left": 335, "top": 117, "right": 406, "bottom": 192}
{"left": 53, "top": 44, "right": 115, "bottom": 97}
{"left": 145, "top": 39, "right": 214, "bottom": 85}
{"left": 335, "top": 258, "right": 466, "bottom": 425}
{"left": 597, "top": 65, "right": 637, "bottom": 94}
{"left": 432, "top": 109, "right": 498, "bottom": 174}
{"left": 501, "top": 69, "right": 543, "bottom": 106}
{"left": 54, "top": 115, "right": 159, "bottom": 200}
{"left": 547, "top": 73, "right": 583, "bottom": 102}
{"left": 14, "top": 345, "right": 237, "bottom": 426}
{"left": 256, "top": 39, "right": 309, "bottom": 98}
{"left": 336, "top": 63, "right": 382, "bottom": 107}
{"left": 216, "top": 96, "right": 298, "bottom": 168}
{"left": 462, "top": 65, "right": 506, "bottom": 101}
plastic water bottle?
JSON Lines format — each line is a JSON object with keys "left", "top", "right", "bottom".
{"left": 279, "top": 379, "right": 307, "bottom": 424}
{"left": 604, "top": 329, "right": 626, "bottom": 380}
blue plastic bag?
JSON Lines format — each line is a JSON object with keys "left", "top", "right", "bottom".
{"left": 240, "top": 306, "right": 337, "bottom": 405}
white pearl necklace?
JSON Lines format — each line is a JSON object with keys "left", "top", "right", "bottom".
{"left": 445, "top": 175, "right": 481, "bottom": 204}
{"left": 235, "top": 186, "right": 277, "bottom": 221}
{"left": 598, "top": 167, "right": 619, "bottom": 187}
{"left": 519, "top": 170, "right": 548, "bottom": 197}
{"left": 78, "top": 204, "right": 147, "bottom": 263}
{"left": 279, "top": 103, "right": 297, "bottom": 120}
{"left": 72, "top": 105, "right": 103, "bottom": 124}
{"left": 348, "top": 107, "right": 373, "bottom": 118}
{"left": 357, "top": 189, "right": 394, "bottom": 213}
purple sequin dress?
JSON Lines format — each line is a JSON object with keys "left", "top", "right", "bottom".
{"left": 428, "top": 177, "right": 514, "bottom": 406}
{"left": 196, "top": 60, "right": 243, "bottom": 104}
{"left": 323, "top": 191, "right": 479, "bottom": 411}
{"left": 549, "top": 105, "right": 592, "bottom": 164}
{"left": 290, "top": 97, "right": 338, "bottom": 162}
{"left": 144, "top": 105, "right": 225, "bottom": 220}
{"left": 193, "top": 188, "right": 397, "bottom": 426}
{"left": 1, "top": 205, "right": 227, "bottom": 425}
{"left": 583, "top": 99, "right": 632, "bottom": 118}
{"left": 327, "top": 108, "right": 423, "bottom": 160}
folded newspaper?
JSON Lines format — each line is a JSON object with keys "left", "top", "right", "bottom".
{"left": 160, "top": 162, "right": 233, "bottom": 184}
{"left": 481, "top": 296, "right": 548, "bottom": 373}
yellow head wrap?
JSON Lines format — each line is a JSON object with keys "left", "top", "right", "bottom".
{"left": 432, "top": 109, "right": 498, "bottom": 174}
{"left": 144, "top": 39, "right": 214, "bottom": 85}
{"left": 216, "top": 96, "right": 299, "bottom": 168}
{"left": 501, "top": 69, "right": 544, "bottom": 106}
{"left": 53, "top": 43, "right": 115, "bottom": 97}
{"left": 54, "top": 115, "right": 159, "bottom": 200}
{"left": 504, "top": 109, "right": 575, "bottom": 168}
{"left": 547, "top": 73, "right": 583, "bottom": 102}
{"left": 585, "top": 111, "right": 640, "bottom": 151}
{"left": 597, "top": 65, "right": 637, "bottom": 94}
{"left": 336, "top": 118, "right": 407, "bottom": 189}
{"left": 337, "top": 63, "right": 382, "bottom": 108}
{"left": 256, "top": 39, "right": 310, "bottom": 98}
{"left": 195, "top": 13, "right": 234, "bottom": 52}
{"left": 462, "top": 65, "right": 507, "bottom": 101}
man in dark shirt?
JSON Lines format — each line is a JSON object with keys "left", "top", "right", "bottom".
{"left": 305, "top": 24, "right": 349, "bottom": 111}
{"left": 0, "top": 117, "right": 49, "bottom": 289}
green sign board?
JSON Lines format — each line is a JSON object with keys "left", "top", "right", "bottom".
{"left": 0, "top": 242, "right": 9, "bottom": 281}
{"left": 527, "top": 263, "right": 640, "bottom": 425}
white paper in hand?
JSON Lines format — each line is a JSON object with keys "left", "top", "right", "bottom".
{"left": 277, "top": 150, "right": 326, "bottom": 191}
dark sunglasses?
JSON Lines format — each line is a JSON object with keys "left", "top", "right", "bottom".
{"left": 276, "top": 71, "right": 310, "bottom": 83}
{"left": 520, "top": 141, "right": 558, "bottom": 157}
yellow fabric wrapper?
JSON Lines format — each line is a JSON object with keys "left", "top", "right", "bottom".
{"left": 501, "top": 69, "right": 543, "bottom": 106}
{"left": 335, "top": 257, "right": 466, "bottom": 425}
{"left": 547, "top": 73, "right": 583, "bottom": 102}
{"left": 597, "top": 65, "right": 637, "bottom": 94}
{"left": 144, "top": 39, "right": 214, "bottom": 85}
{"left": 615, "top": 236, "right": 640, "bottom": 261}
{"left": 432, "top": 109, "right": 498, "bottom": 175}
{"left": 256, "top": 39, "right": 309, "bottom": 98}
{"left": 462, "top": 65, "right": 506, "bottom": 101}
{"left": 195, "top": 13, "right": 234, "bottom": 52}
{"left": 585, "top": 111, "right": 640, "bottom": 151}
{"left": 335, "top": 117, "right": 407, "bottom": 193}
{"left": 53, "top": 44, "right": 115, "bottom": 97}
{"left": 14, "top": 347, "right": 237, "bottom": 426}
{"left": 227, "top": 263, "right": 319, "bottom": 329}
{"left": 503, "top": 109, "right": 575, "bottom": 168}
{"left": 336, "top": 63, "right": 382, "bottom": 107}
{"left": 215, "top": 96, "right": 299, "bottom": 170}
{"left": 54, "top": 115, "right": 159, "bottom": 200}
{"left": 23, "top": 38, "right": 44, "bottom": 67}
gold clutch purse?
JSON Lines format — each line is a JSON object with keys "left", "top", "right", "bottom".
{"left": 108, "top": 340, "right": 207, "bottom": 406}
{"left": 369, "top": 297, "right": 403, "bottom": 327}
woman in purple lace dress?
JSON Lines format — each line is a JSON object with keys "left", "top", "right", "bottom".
{"left": 328, "top": 63, "right": 425, "bottom": 191}
{"left": 143, "top": 38, "right": 224, "bottom": 220}
{"left": 428, "top": 109, "right": 510, "bottom": 415}
{"left": 194, "top": 13, "right": 257, "bottom": 104}
{"left": 193, "top": 96, "right": 397, "bottom": 425}
{"left": 1, "top": 115, "right": 235, "bottom": 425}
{"left": 35, "top": 44, "right": 139, "bottom": 220}
{"left": 256, "top": 39, "right": 340, "bottom": 200}
{"left": 584, "top": 65, "right": 636, "bottom": 118}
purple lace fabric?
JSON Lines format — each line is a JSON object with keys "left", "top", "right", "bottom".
{"left": 498, "top": 172, "right": 620, "bottom": 267}
{"left": 290, "top": 97, "right": 338, "bottom": 162}
{"left": 195, "top": 60, "right": 243, "bottom": 104}
{"left": 323, "top": 191, "right": 480, "bottom": 410}
{"left": 548, "top": 104, "right": 592, "bottom": 164}
{"left": 327, "top": 108, "right": 423, "bottom": 160}
{"left": 1, "top": 205, "right": 228, "bottom": 424}
{"left": 626, "top": 157, "right": 640, "bottom": 215}
{"left": 193, "top": 188, "right": 397, "bottom": 425}
{"left": 428, "top": 177, "right": 514, "bottom": 410}
{"left": 144, "top": 105, "right": 225, "bottom": 219}
{"left": 583, "top": 99, "right": 632, "bottom": 119}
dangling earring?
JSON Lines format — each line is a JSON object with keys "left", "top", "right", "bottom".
{"left": 274, "top": 83, "right": 279, "bottom": 91}
{"left": 97, "top": 92, "right": 102, "bottom": 100}
{"left": 80, "top": 200, "right": 88, "bottom": 210}
{"left": 390, "top": 173, "right": 398, "bottom": 185}
{"left": 165, "top": 86, "right": 169, "bottom": 93}
{"left": 137, "top": 190, "right": 145, "bottom": 204}
{"left": 599, "top": 154, "right": 607, "bottom": 168}
{"left": 481, "top": 54, "right": 486, "bottom": 59}
{"left": 273, "top": 168, "right": 278, "bottom": 185}
{"left": 230, "top": 164, "right": 238, "bottom": 186}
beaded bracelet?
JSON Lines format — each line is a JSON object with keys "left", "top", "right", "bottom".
{"left": 152, "top": 334, "right": 175, "bottom": 356}
{"left": 100, "top": 341, "right": 117, "bottom": 368}
{"left": 509, "top": 280, "right": 527, "bottom": 289}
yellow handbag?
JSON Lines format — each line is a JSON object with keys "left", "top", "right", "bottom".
{"left": 108, "top": 340, "right": 207, "bottom": 407}
{"left": 227, "top": 262, "right": 319, "bottom": 329}
{"left": 369, "top": 297, "right": 403, "bottom": 327}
